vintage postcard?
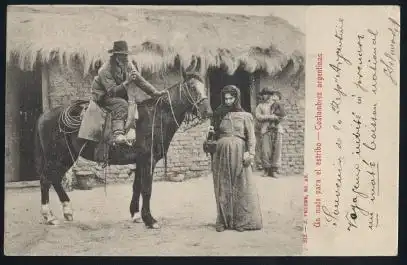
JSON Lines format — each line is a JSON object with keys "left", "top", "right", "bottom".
{"left": 303, "top": 6, "right": 399, "bottom": 256}
{"left": 4, "top": 5, "right": 399, "bottom": 256}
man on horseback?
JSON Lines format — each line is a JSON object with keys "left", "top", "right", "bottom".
{"left": 92, "top": 40, "right": 166, "bottom": 145}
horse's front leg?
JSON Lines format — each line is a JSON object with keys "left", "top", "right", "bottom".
{"left": 129, "top": 168, "right": 142, "bottom": 223}
{"left": 140, "top": 163, "right": 159, "bottom": 229}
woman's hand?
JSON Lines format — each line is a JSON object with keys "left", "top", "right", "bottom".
{"left": 203, "top": 140, "right": 217, "bottom": 154}
{"left": 243, "top": 152, "right": 254, "bottom": 167}
{"left": 203, "top": 141, "right": 210, "bottom": 153}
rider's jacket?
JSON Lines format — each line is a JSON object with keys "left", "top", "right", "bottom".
{"left": 91, "top": 59, "right": 158, "bottom": 104}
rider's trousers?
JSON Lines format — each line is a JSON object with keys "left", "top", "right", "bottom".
{"left": 99, "top": 97, "right": 128, "bottom": 133}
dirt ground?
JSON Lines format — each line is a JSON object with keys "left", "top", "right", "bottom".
{"left": 4, "top": 172, "right": 304, "bottom": 256}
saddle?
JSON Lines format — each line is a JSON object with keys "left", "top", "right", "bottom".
{"left": 77, "top": 100, "right": 111, "bottom": 143}
{"left": 56, "top": 100, "right": 109, "bottom": 163}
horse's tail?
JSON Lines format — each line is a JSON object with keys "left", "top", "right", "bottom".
{"left": 34, "top": 114, "right": 46, "bottom": 180}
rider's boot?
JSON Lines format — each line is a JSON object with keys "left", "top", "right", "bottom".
{"left": 111, "top": 120, "right": 127, "bottom": 145}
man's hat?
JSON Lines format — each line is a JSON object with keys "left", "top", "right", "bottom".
{"left": 108, "top": 40, "right": 130, "bottom": 54}
{"left": 259, "top": 88, "right": 274, "bottom": 95}
{"left": 270, "top": 90, "right": 282, "bottom": 100}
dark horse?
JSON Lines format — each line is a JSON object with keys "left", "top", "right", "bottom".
{"left": 35, "top": 62, "right": 213, "bottom": 228}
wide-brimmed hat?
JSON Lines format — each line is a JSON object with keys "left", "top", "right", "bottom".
{"left": 259, "top": 88, "right": 274, "bottom": 96}
{"left": 270, "top": 90, "right": 282, "bottom": 100}
{"left": 108, "top": 40, "right": 130, "bottom": 54}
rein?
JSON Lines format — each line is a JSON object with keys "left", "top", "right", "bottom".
{"left": 149, "top": 80, "right": 207, "bottom": 176}
{"left": 58, "top": 103, "right": 88, "bottom": 166}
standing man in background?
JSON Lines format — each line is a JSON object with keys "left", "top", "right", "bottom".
{"left": 255, "top": 88, "right": 286, "bottom": 178}
{"left": 254, "top": 92, "right": 266, "bottom": 171}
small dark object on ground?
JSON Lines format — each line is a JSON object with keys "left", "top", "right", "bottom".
{"left": 75, "top": 174, "right": 95, "bottom": 190}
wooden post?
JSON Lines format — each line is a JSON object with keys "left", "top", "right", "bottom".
{"left": 249, "top": 72, "right": 259, "bottom": 114}
{"left": 5, "top": 65, "right": 21, "bottom": 182}
{"left": 205, "top": 71, "right": 211, "bottom": 106}
{"left": 41, "top": 64, "right": 50, "bottom": 112}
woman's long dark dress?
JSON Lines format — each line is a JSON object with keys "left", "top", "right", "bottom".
{"left": 212, "top": 111, "right": 263, "bottom": 231}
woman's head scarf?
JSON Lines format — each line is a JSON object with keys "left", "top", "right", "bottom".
{"left": 212, "top": 85, "right": 245, "bottom": 131}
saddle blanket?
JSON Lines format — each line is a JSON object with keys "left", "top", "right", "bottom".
{"left": 78, "top": 100, "right": 109, "bottom": 142}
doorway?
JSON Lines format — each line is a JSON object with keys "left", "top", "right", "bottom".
{"left": 18, "top": 65, "right": 43, "bottom": 181}
{"left": 207, "top": 67, "right": 252, "bottom": 112}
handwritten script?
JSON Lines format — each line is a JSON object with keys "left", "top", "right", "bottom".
{"left": 305, "top": 7, "right": 399, "bottom": 255}
{"left": 319, "top": 16, "right": 399, "bottom": 232}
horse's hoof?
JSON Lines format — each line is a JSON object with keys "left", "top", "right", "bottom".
{"left": 132, "top": 213, "right": 142, "bottom": 223}
{"left": 64, "top": 213, "right": 74, "bottom": 221}
{"left": 150, "top": 223, "right": 160, "bottom": 229}
{"left": 133, "top": 218, "right": 143, "bottom": 223}
{"left": 46, "top": 218, "right": 60, "bottom": 225}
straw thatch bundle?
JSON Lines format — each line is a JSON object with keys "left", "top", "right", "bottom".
{"left": 7, "top": 5, "right": 305, "bottom": 76}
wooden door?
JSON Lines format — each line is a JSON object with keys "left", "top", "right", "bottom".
{"left": 208, "top": 67, "right": 251, "bottom": 112}
{"left": 18, "top": 66, "right": 43, "bottom": 181}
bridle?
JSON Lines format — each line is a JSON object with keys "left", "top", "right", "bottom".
{"left": 180, "top": 78, "right": 208, "bottom": 119}
{"left": 149, "top": 76, "right": 208, "bottom": 175}
{"left": 165, "top": 77, "right": 208, "bottom": 131}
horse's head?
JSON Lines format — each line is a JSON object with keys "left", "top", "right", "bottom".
{"left": 180, "top": 56, "right": 213, "bottom": 120}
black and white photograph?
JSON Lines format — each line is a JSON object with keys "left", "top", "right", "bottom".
{"left": 5, "top": 5, "right": 305, "bottom": 255}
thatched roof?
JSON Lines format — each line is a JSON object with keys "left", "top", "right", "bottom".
{"left": 7, "top": 5, "right": 305, "bottom": 76}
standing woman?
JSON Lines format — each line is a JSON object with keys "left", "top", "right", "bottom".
{"left": 205, "top": 85, "right": 262, "bottom": 232}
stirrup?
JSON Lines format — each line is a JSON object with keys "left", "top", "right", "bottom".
{"left": 110, "top": 133, "right": 127, "bottom": 146}
{"left": 124, "top": 128, "right": 136, "bottom": 146}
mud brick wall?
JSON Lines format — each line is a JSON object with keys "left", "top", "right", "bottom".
{"left": 47, "top": 62, "right": 211, "bottom": 183}
{"left": 48, "top": 61, "right": 94, "bottom": 108}
{"left": 258, "top": 76, "right": 305, "bottom": 175}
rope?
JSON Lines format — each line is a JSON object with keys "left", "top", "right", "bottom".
{"left": 167, "top": 88, "right": 181, "bottom": 128}
{"left": 58, "top": 102, "right": 84, "bottom": 134}
{"left": 64, "top": 139, "right": 87, "bottom": 175}
{"left": 58, "top": 102, "right": 88, "bottom": 174}
{"left": 64, "top": 133, "right": 76, "bottom": 164}
{"left": 160, "top": 108, "right": 167, "bottom": 179}
{"left": 149, "top": 86, "right": 183, "bottom": 176}
{"left": 101, "top": 114, "right": 109, "bottom": 196}
{"left": 162, "top": 74, "right": 169, "bottom": 179}
{"left": 148, "top": 81, "right": 206, "bottom": 177}
{"left": 150, "top": 96, "right": 164, "bottom": 175}
{"left": 165, "top": 83, "right": 205, "bottom": 133}
{"left": 103, "top": 145, "right": 108, "bottom": 196}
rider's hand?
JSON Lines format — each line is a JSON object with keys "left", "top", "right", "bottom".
{"left": 153, "top": 90, "right": 167, "bottom": 97}
{"left": 130, "top": 70, "right": 139, "bottom": 80}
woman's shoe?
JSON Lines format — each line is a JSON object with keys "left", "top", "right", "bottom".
{"left": 216, "top": 226, "right": 226, "bottom": 232}
{"left": 268, "top": 168, "right": 278, "bottom": 178}
{"left": 262, "top": 169, "right": 269, "bottom": 177}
